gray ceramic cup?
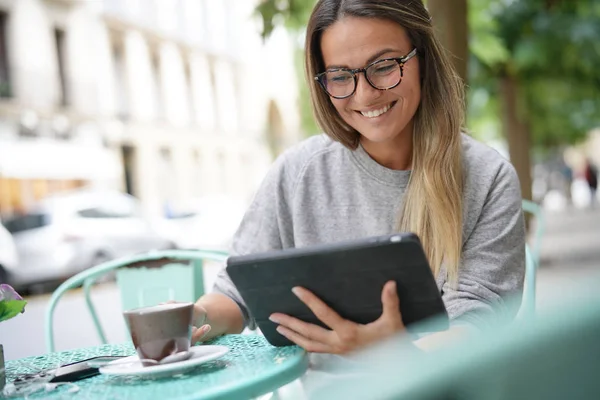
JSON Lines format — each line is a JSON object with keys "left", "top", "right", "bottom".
{"left": 123, "top": 302, "right": 194, "bottom": 366}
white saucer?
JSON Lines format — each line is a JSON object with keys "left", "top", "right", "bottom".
{"left": 99, "top": 345, "right": 229, "bottom": 378}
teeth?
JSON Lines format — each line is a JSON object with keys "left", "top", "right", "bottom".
{"left": 360, "top": 103, "right": 392, "bottom": 118}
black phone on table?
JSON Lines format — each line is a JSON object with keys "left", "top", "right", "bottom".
{"left": 49, "top": 356, "right": 126, "bottom": 382}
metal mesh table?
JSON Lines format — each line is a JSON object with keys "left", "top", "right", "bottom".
{"left": 4, "top": 335, "right": 308, "bottom": 400}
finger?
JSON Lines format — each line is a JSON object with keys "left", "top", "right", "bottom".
{"left": 276, "top": 326, "right": 330, "bottom": 353}
{"left": 376, "top": 281, "right": 404, "bottom": 328}
{"left": 191, "top": 324, "right": 212, "bottom": 344}
{"left": 292, "top": 287, "right": 347, "bottom": 330}
{"left": 270, "top": 313, "right": 332, "bottom": 343}
{"left": 193, "top": 304, "right": 208, "bottom": 326}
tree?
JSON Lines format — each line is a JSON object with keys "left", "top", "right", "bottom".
{"left": 471, "top": 0, "right": 600, "bottom": 201}
{"left": 428, "top": 0, "right": 469, "bottom": 84}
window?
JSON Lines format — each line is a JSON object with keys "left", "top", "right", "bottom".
{"left": 192, "top": 149, "right": 202, "bottom": 197}
{"left": 218, "top": 152, "right": 228, "bottom": 193}
{"left": 103, "top": 0, "right": 123, "bottom": 14}
{"left": 158, "top": 147, "right": 176, "bottom": 215}
{"left": 121, "top": 145, "right": 136, "bottom": 196}
{"left": 140, "top": 0, "right": 156, "bottom": 26}
{"left": 0, "top": 12, "right": 11, "bottom": 98}
{"left": 77, "top": 207, "right": 133, "bottom": 219}
{"left": 151, "top": 53, "right": 164, "bottom": 121}
{"left": 214, "top": 60, "right": 238, "bottom": 133}
{"left": 205, "top": 1, "right": 227, "bottom": 51}
{"left": 182, "top": 0, "right": 205, "bottom": 44}
{"left": 184, "top": 59, "right": 195, "bottom": 126}
{"left": 54, "top": 28, "right": 69, "bottom": 107}
{"left": 208, "top": 59, "right": 219, "bottom": 130}
{"left": 112, "top": 44, "right": 129, "bottom": 121}
{"left": 4, "top": 213, "right": 51, "bottom": 233}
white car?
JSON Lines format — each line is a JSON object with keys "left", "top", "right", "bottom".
{"left": 4, "top": 189, "right": 174, "bottom": 290}
{"left": 0, "top": 221, "right": 18, "bottom": 284}
{"left": 159, "top": 195, "right": 246, "bottom": 251}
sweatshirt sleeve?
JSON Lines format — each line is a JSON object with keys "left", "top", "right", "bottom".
{"left": 212, "top": 151, "right": 298, "bottom": 329}
{"left": 442, "top": 160, "right": 526, "bottom": 329}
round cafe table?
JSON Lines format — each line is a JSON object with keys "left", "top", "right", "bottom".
{"left": 3, "top": 335, "right": 308, "bottom": 400}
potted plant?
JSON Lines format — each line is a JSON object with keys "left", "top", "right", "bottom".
{"left": 0, "top": 284, "right": 26, "bottom": 391}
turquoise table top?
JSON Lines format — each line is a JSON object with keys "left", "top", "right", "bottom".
{"left": 3, "top": 335, "right": 308, "bottom": 400}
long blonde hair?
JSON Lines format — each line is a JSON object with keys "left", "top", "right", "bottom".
{"left": 305, "top": 0, "right": 465, "bottom": 283}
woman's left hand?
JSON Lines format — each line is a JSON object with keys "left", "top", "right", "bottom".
{"left": 269, "top": 281, "right": 405, "bottom": 354}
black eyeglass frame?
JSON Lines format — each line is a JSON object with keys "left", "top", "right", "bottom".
{"left": 314, "top": 48, "right": 418, "bottom": 99}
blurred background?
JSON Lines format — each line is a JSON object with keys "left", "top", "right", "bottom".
{"left": 0, "top": 0, "right": 599, "bottom": 360}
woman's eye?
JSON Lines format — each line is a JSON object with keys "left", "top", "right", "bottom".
{"left": 372, "top": 64, "right": 396, "bottom": 74}
{"left": 329, "top": 73, "right": 352, "bottom": 83}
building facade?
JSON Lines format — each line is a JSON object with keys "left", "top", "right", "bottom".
{"left": 0, "top": 0, "right": 301, "bottom": 218}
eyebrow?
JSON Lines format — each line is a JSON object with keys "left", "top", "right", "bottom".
{"left": 325, "top": 48, "right": 401, "bottom": 70}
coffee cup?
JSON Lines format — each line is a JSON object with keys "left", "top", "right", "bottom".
{"left": 123, "top": 302, "right": 194, "bottom": 366}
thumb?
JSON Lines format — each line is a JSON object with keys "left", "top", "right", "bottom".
{"left": 380, "top": 281, "right": 401, "bottom": 322}
{"left": 191, "top": 324, "right": 212, "bottom": 344}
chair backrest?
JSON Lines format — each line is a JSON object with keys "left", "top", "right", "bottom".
{"left": 517, "top": 244, "right": 537, "bottom": 320}
{"left": 315, "top": 291, "right": 600, "bottom": 400}
{"left": 44, "top": 249, "right": 228, "bottom": 353}
{"left": 518, "top": 199, "right": 544, "bottom": 320}
{"left": 522, "top": 199, "right": 545, "bottom": 266}
{"left": 115, "top": 257, "right": 203, "bottom": 311}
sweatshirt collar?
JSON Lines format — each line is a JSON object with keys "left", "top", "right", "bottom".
{"left": 351, "top": 143, "right": 411, "bottom": 187}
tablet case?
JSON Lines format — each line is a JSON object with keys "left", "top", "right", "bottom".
{"left": 226, "top": 233, "right": 448, "bottom": 346}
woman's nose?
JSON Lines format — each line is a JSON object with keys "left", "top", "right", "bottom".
{"left": 353, "top": 73, "right": 382, "bottom": 104}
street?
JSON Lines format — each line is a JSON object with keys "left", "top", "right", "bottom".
{"left": 1, "top": 207, "right": 599, "bottom": 361}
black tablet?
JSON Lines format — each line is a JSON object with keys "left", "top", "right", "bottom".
{"left": 226, "top": 233, "right": 448, "bottom": 346}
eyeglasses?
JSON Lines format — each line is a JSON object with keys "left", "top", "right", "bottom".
{"left": 314, "top": 48, "right": 418, "bottom": 99}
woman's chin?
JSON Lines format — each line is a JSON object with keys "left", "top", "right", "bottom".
{"left": 358, "top": 128, "right": 406, "bottom": 145}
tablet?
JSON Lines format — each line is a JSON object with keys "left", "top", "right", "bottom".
{"left": 226, "top": 233, "right": 448, "bottom": 346}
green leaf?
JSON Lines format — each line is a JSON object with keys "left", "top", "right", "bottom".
{"left": 0, "top": 300, "right": 27, "bottom": 323}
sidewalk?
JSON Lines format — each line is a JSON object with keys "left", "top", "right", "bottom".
{"left": 535, "top": 206, "right": 600, "bottom": 309}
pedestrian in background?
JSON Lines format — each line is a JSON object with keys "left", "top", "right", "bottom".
{"left": 584, "top": 160, "right": 598, "bottom": 208}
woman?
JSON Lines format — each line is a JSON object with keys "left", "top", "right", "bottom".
{"left": 192, "top": 0, "right": 525, "bottom": 353}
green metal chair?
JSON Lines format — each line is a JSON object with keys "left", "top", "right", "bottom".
{"left": 44, "top": 249, "right": 228, "bottom": 353}
{"left": 518, "top": 200, "right": 544, "bottom": 321}
{"left": 314, "top": 289, "right": 600, "bottom": 399}
{"left": 522, "top": 199, "right": 545, "bottom": 267}
{"left": 519, "top": 244, "right": 537, "bottom": 320}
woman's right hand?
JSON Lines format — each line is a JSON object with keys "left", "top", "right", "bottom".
{"left": 161, "top": 300, "right": 212, "bottom": 344}
{"left": 191, "top": 303, "right": 212, "bottom": 343}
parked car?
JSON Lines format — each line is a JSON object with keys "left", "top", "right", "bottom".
{"left": 159, "top": 195, "right": 246, "bottom": 251}
{"left": 4, "top": 189, "right": 174, "bottom": 290}
{"left": 0, "top": 221, "right": 19, "bottom": 284}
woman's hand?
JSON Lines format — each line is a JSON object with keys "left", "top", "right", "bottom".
{"left": 162, "top": 300, "right": 212, "bottom": 344}
{"left": 269, "top": 281, "right": 404, "bottom": 354}
{"left": 191, "top": 303, "right": 212, "bottom": 343}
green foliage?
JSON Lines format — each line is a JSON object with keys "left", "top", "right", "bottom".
{"left": 470, "top": 0, "right": 600, "bottom": 148}
{"left": 256, "top": 0, "right": 316, "bottom": 39}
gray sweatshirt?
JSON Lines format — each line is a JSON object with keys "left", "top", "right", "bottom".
{"left": 213, "top": 134, "right": 526, "bottom": 330}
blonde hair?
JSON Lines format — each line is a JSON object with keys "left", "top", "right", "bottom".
{"left": 305, "top": 0, "right": 465, "bottom": 283}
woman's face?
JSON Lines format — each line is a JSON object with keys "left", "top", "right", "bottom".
{"left": 320, "top": 17, "right": 421, "bottom": 146}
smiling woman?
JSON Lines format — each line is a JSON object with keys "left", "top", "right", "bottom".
{"left": 193, "top": 0, "right": 526, "bottom": 355}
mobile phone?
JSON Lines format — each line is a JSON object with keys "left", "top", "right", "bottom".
{"left": 50, "top": 356, "right": 126, "bottom": 383}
